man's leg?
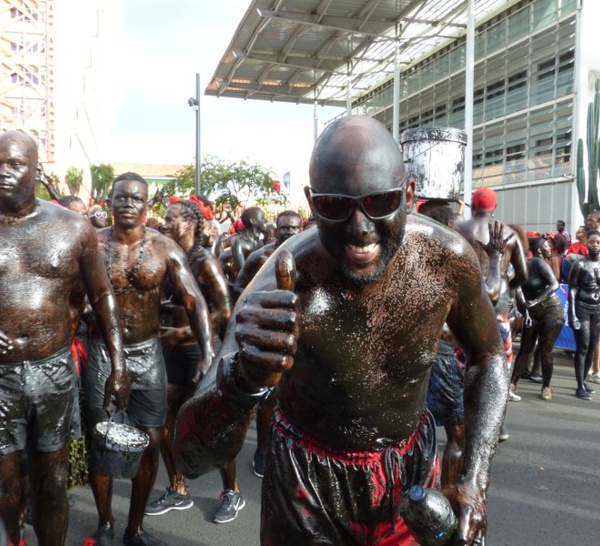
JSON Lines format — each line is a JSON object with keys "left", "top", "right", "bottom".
{"left": 164, "top": 386, "right": 187, "bottom": 489}
{"left": 125, "top": 426, "right": 161, "bottom": 537}
{"left": 145, "top": 384, "right": 194, "bottom": 517}
{"left": 29, "top": 444, "right": 70, "bottom": 545}
{"left": 18, "top": 451, "right": 29, "bottom": 532}
{"left": 89, "top": 471, "right": 115, "bottom": 529}
{"left": 0, "top": 451, "right": 23, "bottom": 545}
{"left": 214, "top": 460, "right": 245, "bottom": 524}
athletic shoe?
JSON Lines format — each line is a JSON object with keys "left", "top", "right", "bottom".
{"left": 145, "top": 487, "right": 193, "bottom": 516}
{"left": 508, "top": 391, "right": 521, "bottom": 402}
{"left": 528, "top": 373, "right": 543, "bottom": 383}
{"left": 498, "top": 424, "right": 509, "bottom": 442}
{"left": 123, "top": 530, "right": 167, "bottom": 546}
{"left": 584, "top": 382, "right": 596, "bottom": 394}
{"left": 540, "top": 387, "right": 552, "bottom": 401}
{"left": 587, "top": 372, "right": 600, "bottom": 384}
{"left": 85, "top": 523, "right": 114, "bottom": 546}
{"left": 252, "top": 450, "right": 265, "bottom": 478}
{"left": 576, "top": 387, "right": 592, "bottom": 401}
{"left": 213, "top": 490, "right": 246, "bottom": 524}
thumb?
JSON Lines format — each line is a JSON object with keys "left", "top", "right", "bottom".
{"left": 275, "top": 248, "right": 296, "bottom": 291}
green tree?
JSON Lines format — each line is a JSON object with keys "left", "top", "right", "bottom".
{"left": 148, "top": 156, "right": 283, "bottom": 214}
{"left": 65, "top": 166, "right": 84, "bottom": 196}
{"left": 90, "top": 163, "right": 115, "bottom": 205}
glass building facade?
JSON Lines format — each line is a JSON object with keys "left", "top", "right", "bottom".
{"left": 352, "top": 0, "right": 581, "bottom": 233}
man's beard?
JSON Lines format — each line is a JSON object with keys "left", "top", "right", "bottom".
{"left": 337, "top": 230, "right": 404, "bottom": 286}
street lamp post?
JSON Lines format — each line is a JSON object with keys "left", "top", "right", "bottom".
{"left": 188, "top": 73, "right": 201, "bottom": 196}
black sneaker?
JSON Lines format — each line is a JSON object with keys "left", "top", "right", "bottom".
{"left": 576, "top": 387, "right": 592, "bottom": 401}
{"left": 123, "top": 530, "right": 167, "bottom": 546}
{"left": 252, "top": 450, "right": 265, "bottom": 478}
{"left": 584, "top": 382, "right": 596, "bottom": 394}
{"left": 86, "top": 523, "right": 114, "bottom": 546}
{"left": 145, "top": 487, "right": 193, "bottom": 516}
{"left": 213, "top": 490, "right": 246, "bottom": 524}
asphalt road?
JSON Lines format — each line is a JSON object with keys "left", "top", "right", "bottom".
{"left": 22, "top": 352, "right": 600, "bottom": 545}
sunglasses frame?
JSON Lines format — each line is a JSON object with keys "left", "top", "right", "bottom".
{"left": 91, "top": 211, "right": 108, "bottom": 219}
{"left": 308, "top": 183, "right": 407, "bottom": 223}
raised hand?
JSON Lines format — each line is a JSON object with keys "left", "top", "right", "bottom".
{"left": 234, "top": 249, "right": 300, "bottom": 391}
{"left": 484, "top": 220, "right": 513, "bottom": 257}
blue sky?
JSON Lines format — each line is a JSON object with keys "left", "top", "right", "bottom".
{"left": 106, "top": 0, "right": 342, "bottom": 195}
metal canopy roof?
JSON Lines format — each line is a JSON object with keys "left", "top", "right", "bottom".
{"left": 207, "top": 0, "right": 509, "bottom": 107}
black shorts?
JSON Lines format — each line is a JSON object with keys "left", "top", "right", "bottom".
{"left": 262, "top": 409, "right": 439, "bottom": 546}
{"left": 426, "top": 340, "right": 465, "bottom": 427}
{"left": 164, "top": 343, "right": 203, "bottom": 387}
{"left": 0, "top": 347, "right": 80, "bottom": 455}
{"left": 83, "top": 337, "right": 167, "bottom": 430}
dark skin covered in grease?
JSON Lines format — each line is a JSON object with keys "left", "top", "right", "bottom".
{"left": 174, "top": 116, "right": 508, "bottom": 545}
{"left": 158, "top": 201, "right": 232, "bottom": 497}
{"left": 88, "top": 178, "right": 213, "bottom": 541}
{"left": 458, "top": 209, "right": 527, "bottom": 316}
{"left": 232, "top": 212, "right": 303, "bottom": 303}
{"left": 219, "top": 207, "right": 268, "bottom": 282}
{"left": 0, "top": 130, "right": 129, "bottom": 546}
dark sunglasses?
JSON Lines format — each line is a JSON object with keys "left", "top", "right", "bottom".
{"left": 309, "top": 184, "right": 406, "bottom": 222}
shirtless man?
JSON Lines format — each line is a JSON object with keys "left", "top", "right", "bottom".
{"left": 219, "top": 207, "right": 268, "bottom": 283}
{"left": 420, "top": 202, "right": 508, "bottom": 488}
{"left": 175, "top": 116, "right": 508, "bottom": 545}
{"left": 232, "top": 210, "right": 303, "bottom": 302}
{"left": 458, "top": 188, "right": 527, "bottom": 424}
{"left": 82, "top": 173, "right": 213, "bottom": 546}
{"left": 88, "top": 204, "right": 109, "bottom": 229}
{"left": 0, "top": 131, "right": 129, "bottom": 546}
{"left": 145, "top": 198, "right": 236, "bottom": 524}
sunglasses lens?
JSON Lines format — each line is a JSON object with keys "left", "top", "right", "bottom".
{"left": 313, "top": 195, "right": 354, "bottom": 221}
{"left": 363, "top": 190, "right": 402, "bottom": 218}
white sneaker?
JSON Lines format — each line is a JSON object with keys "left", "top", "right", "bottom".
{"left": 508, "top": 391, "right": 521, "bottom": 402}
{"left": 540, "top": 387, "right": 552, "bottom": 401}
{"left": 587, "top": 373, "right": 600, "bottom": 384}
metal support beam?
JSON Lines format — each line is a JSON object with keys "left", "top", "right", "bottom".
{"left": 463, "top": 0, "right": 475, "bottom": 218}
{"left": 256, "top": 7, "right": 395, "bottom": 39}
{"left": 188, "top": 73, "right": 201, "bottom": 196}
{"left": 393, "top": 25, "right": 401, "bottom": 144}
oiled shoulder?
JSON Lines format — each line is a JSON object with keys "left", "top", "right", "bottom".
{"left": 408, "top": 213, "right": 479, "bottom": 263}
{"left": 38, "top": 200, "right": 95, "bottom": 244}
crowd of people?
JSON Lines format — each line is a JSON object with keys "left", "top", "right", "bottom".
{"left": 0, "top": 118, "right": 597, "bottom": 546}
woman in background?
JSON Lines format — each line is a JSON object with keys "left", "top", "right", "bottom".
{"left": 511, "top": 237, "right": 564, "bottom": 401}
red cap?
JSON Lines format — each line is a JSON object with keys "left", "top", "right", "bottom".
{"left": 472, "top": 187, "right": 497, "bottom": 211}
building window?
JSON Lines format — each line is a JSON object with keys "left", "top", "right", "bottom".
{"left": 506, "top": 143, "right": 526, "bottom": 162}
{"left": 555, "top": 132, "right": 571, "bottom": 163}
{"left": 537, "top": 59, "right": 555, "bottom": 81}
{"left": 452, "top": 96, "right": 465, "bottom": 113}
{"left": 507, "top": 70, "right": 527, "bottom": 92}
{"left": 485, "top": 149, "right": 503, "bottom": 166}
{"left": 421, "top": 109, "right": 434, "bottom": 125}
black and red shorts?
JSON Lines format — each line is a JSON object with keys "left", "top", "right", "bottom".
{"left": 261, "top": 409, "right": 440, "bottom": 546}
